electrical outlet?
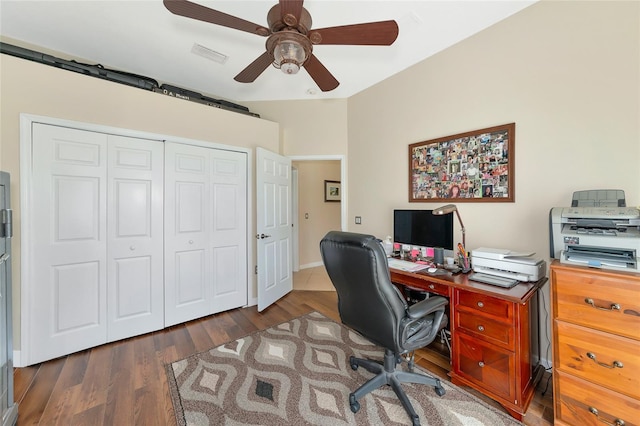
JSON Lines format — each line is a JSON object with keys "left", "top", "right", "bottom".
{"left": 355, "top": 216, "right": 362, "bottom": 224}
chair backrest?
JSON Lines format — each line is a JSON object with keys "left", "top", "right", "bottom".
{"left": 319, "top": 231, "right": 408, "bottom": 352}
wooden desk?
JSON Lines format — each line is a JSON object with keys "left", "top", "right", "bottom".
{"left": 390, "top": 267, "right": 546, "bottom": 420}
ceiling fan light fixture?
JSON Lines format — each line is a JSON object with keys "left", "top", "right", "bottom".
{"left": 267, "top": 31, "right": 312, "bottom": 76}
{"left": 274, "top": 40, "right": 305, "bottom": 74}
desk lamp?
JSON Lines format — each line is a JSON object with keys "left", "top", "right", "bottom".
{"left": 432, "top": 204, "right": 465, "bottom": 249}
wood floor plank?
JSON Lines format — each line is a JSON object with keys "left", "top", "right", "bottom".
{"left": 103, "top": 340, "right": 135, "bottom": 425}
{"left": 73, "top": 343, "right": 113, "bottom": 414}
{"left": 13, "top": 365, "right": 39, "bottom": 404}
{"left": 132, "top": 332, "right": 160, "bottom": 390}
{"left": 14, "top": 289, "right": 553, "bottom": 426}
{"left": 38, "top": 350, "right": 90, "bottom": 424}
{"left": 16, "top": 356, "right": 66, "bottom": 425}
{"left": 184, "top": 319, "right": 215, "bottom": 353}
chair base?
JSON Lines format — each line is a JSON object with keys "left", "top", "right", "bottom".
{"left": 349, "top": 348, "right": 446, "bottom": 426}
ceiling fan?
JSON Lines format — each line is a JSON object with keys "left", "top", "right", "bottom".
{"left": 163, "top": 0, "right": 399, "bottom": 92}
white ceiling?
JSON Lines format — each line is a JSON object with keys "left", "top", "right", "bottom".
{"left": 0, "top": 1, "right": 536, "bottom": 103}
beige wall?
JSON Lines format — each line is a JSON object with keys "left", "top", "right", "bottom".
{"left": 347, "top": 1, "right": 639, "bottom": 364}
{"left": 293, "top": 160, "right": 341, "bottom": 267}
{"left": 244, "top": 99, "right": 348, "bottom": 157}
{"left": 0, "top": 54, "right": 279, "bottom": 350}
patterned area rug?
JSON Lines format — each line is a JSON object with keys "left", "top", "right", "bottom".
{"left": 166, "top": 312, "right": 522, "bottom": 425}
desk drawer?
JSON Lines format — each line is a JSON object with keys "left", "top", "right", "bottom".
{"left": 555, "top": 370, "right": 640, "bottom": 426}
{"left": 419, "top": 281, "right": 449, "bottom": 297}
{"left": 454, "top": 332, "right": 515, "bottom": 402}
{"left": 456, "top": 290, "right": 513, "bottom": 320}
{"left": 456, "top": 310, "right": 514, "bottom": 350}
{"left": 555, "top": 321, "right": 640, "bottom": 399}
{"left": 552, "top": 267, "right": 640, "bottom": 340}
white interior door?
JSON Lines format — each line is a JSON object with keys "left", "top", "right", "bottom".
{"left": 29, "top": 124, "right": 108, "bottom": 364}
{"left": 256, "top": 147, "right": 292, "bottom": 311}
{"left": 164, "top": 142, "right": 211, "bottom": 326}
{"left": 107, "top": 135, "right": 164, "bottom": 341}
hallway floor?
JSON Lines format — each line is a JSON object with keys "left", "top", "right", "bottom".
{"left": 293, "top": 265, "right": 333, "bottom": 291}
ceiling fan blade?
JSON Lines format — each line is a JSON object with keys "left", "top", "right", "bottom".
{"left": 279, "top": 0, "right": 304, "bottom": 27}
{"left": 164, "top": 0, "right": 269, "bottom": 36}
{"left": 304, "top": 54, "right": 339, "bottom": 92}
{"left": 310, "top": 20, "right": 399, "bottom": 45}
{"left": 234, "top": 52, "right": 273, "bottom": 83}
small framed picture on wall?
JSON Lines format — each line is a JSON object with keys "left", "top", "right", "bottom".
{"left": 324, "top": 180, "right": 341, "bottom": 202}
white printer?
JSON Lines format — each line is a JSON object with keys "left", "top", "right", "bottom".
{"left": 549, "top": 206, "right": 640, "bottom": 271}
{"left": 471, "top": 248, "right": 546, "bottom": 282}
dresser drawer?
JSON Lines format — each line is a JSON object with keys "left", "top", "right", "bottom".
{"left": 554, "top": 370, "right": 640, "bottom": 426}
{"left": 456, "top": 290, "right": 513, "bottom": 320}
{"left": 552, "top": 267, "right": 640, "bottom": 340}
{"left": 555, "top": 320, "right": 640, "bottom": 399}
{"left": 454, "top": 332, "right": 515, "bottom": 402}
{"left": 455, "top": 309, "right": 514, "bottom": 350}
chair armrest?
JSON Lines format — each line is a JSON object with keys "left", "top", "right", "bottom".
{"left": 406, "top": 296, "right": 448, "bottom": 319}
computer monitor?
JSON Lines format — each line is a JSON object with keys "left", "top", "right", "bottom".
{"left": 393, "top": 209, "right": 454, "bottom": 250}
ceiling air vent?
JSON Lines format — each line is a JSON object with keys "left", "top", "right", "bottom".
{"left": 191, "top": 43, "right": 228, "bottom": 64}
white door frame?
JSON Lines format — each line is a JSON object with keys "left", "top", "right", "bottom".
{"left": 288, "top": 155, "right": 346, "bottom": 272}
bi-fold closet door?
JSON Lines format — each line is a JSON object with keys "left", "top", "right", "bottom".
{"left": 164, "top": 142, "right": 247, "bottom": 326}
{"left": 26, "top": 124, "right": 248, "bottom": 365}
{"left": 29, "top": 124, "right": 164, "bottom": 364}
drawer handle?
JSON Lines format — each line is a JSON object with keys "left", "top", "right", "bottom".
{"left": 478, "top": 361, "right": 485, "bottom": 368}
{"left": 587, "top": 352, "right": 623, "bottom": 369}
{"left": 584, "top": 298, "right": 620, "bottom": 312}
{"left": 429, "top": 284, "right": 435, "bottom": 290}
{"left": 588, "top": 406, "right": 625, "bottom": 426}
{"left": 477, "top": 325, "right": 485, "bottom": 332}
{"left": 477, "top": 301, "right": 484, "bottom": 308}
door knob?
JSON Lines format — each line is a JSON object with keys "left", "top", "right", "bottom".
{"left": 255, "top": 233, "right": 272, "bottom": 239}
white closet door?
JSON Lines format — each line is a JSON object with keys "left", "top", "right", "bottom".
{"left": 164, "top": 142, "right": 247, "bottom": 326}
{"left": 107, "top": 136, "right": 164, "bottom": 341}
{"left": 30, "top": 124, "right": 108, "bottom": 365}
{"left": 210, "top": 149, "right": 247, "bottom": 313}
{"left": 164, "top": 143, "right": 211, "bottom": 326}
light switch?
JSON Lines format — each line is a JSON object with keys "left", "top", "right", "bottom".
{"left": 305, "top": 213, "right": 309, "bottom": 219}
{"left": 355, "top": 216, "right": 362, "bottom": 224}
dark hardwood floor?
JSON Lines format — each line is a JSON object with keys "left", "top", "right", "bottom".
{"left": 14, "top": 290, "right": 554, "bottom": 425}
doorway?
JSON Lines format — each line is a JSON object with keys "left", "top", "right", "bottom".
{"left": 289, "top": 155, "right": 346, "bottom": 273}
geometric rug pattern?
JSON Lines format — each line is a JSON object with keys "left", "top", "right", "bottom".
{"left": 166, "top": 312, "right": 523, "bottom": 425}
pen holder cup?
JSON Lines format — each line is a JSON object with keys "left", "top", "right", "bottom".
{"left": 458, "top": 254, "right": 471, "bottom": 273}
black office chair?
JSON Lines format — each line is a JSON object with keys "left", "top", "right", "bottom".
{"left": 319, "top": 231, "right": 448, "bottom": 426}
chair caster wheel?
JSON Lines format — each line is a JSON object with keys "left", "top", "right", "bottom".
{"left": 349, "top": 394, "right": 360, "bottom": 413}
{"left": 349, "top": 356, "right": 358, "bottom": 370}
{"left": 434, "top": 385, "right": 446, "bottom": 396}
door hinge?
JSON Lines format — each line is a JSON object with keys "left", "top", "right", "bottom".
{"left": 0, "top": 208, "right": 12, "bottom": 238}
{"left": 255, "top": 265, "right": 258, "bottom": 275}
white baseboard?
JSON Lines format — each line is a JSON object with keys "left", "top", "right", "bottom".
{"left": 299, "top": 261, "right": 324, "bottom": 270}
{"left": 13, "top": 350, "right": 23, "bottom": 368}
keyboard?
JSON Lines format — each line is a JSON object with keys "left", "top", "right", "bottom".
{"left": 387, "top": 258, "right": 430, "bottom": 272}
{"left": 468, "top": 272, "right": 519, "bottom": 288}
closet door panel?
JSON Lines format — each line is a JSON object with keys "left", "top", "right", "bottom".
{"left": 107, "top": 135, "right": 164, "bottom": 340}
{"left": 29, "top": 124, "right": 108, "bottom": 365}
{"left": 211, "top": 151, "right": 247, "bottom": 312}
{"left": 164, "top": 143, "right": 211, "bottom": 326}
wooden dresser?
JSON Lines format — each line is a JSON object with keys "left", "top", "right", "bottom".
{"left": 551, "top": 261, "right": 640, "bottom": 425}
